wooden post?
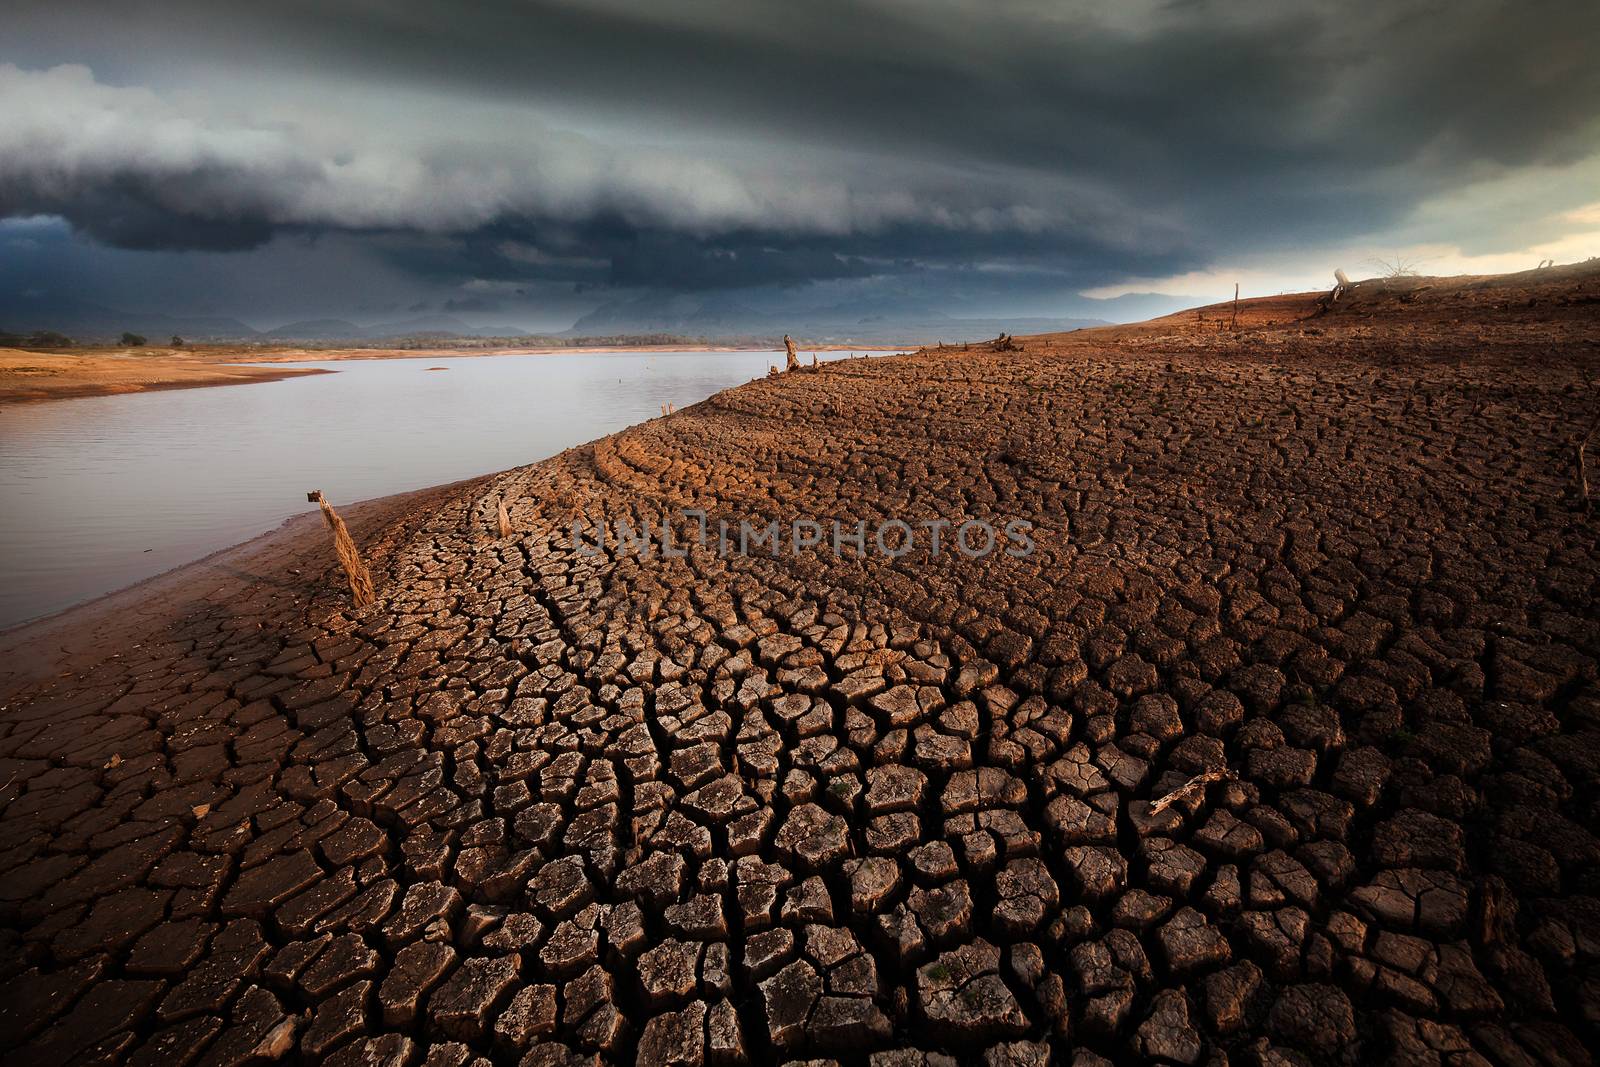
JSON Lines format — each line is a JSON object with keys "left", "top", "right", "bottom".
{"left": 1231, "top": 283, "right": 1240, "bottom": 330}
{"left": 306, "top": 490, "right": 375, "bottom": 607}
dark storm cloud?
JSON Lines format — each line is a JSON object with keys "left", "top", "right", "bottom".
{"left": 605, "top": 237, "right": 873, "bottom": 291}
{"left": 19, "top": 1, "right": 1600, "bottom": 176}
{"left": 21, "top": 175, "right": 280, "bottom": 252}
{"left": 365, "top": 215, "right": 1195, "bottom": 299}
{"left": 2, "top": 0, "right": 1598, "bottom": 312}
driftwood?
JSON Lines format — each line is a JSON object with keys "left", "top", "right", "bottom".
{"left": 306, "top": 490, "right": 376, "bottom": 607}
{"left": 1317, "top": 268, "right": 1354, "bottom": 312}
{"left": 784, "top": 334, "right": 800, "bottom": 372}
{"left": 1231, "top": 283, "right": 1240, "bottom": 330}
{"left": 990, "top": 333, "right": 1020, "bottom": 352}
{"left": 1148, "top": 768, "right": 1235, "bottom": 816}
{"left": 497, "top": 495, "right": 513, "bottom": 539}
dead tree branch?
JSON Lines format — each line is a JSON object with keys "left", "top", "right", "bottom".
{"left": 306, "top": 490, "right": 376, "bottom": 607}
{"left": 1149, "top": 768, "right": 1235, "bottom": 816}
{"left": 1316, "top": 269, "right": 1353, "bottom": 313}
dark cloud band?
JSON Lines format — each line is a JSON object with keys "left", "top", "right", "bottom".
{"left": 2, "top": 0, "right": 1597, "bottom": 320}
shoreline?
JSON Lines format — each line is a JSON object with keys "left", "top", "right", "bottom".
{"left": 0, "top": 346, "right": 896, "bottom": 637}
{"left": 232, "top": 341, "right": 909, "bottom": 363}
{"left": 0, "top": 342, "right": 904, "bottom": 684}
{"left": 0, "top": 342, "right": 908, "bottom": 405}
{"left": 0, "top": 475, "right": 487, "bottom": 703}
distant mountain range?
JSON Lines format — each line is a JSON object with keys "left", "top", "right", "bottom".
{"left": 2, "top": 290, "right": 1189, "bottom": 344}
{"left": 0, "top": 298, "right": 532, "bottom": 342}
{"left": 0, "top": 296, "right": 260, "bottom": 341}
{"left": 566, "top": 293, "right": 1113, "bottom": 343}
{"left": 258, "top": 314, "right": 534, "bottom": 340}
{"left": 564, "top": 288, "right": 1193, "bottom": 342}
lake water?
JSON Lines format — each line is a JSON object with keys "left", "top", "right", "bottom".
{"left": 0, "top": 349, "right": 865, "bottom": 629}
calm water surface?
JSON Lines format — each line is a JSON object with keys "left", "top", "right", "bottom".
{"left": 0, "top": 349, "right": 863, "bottom": 628}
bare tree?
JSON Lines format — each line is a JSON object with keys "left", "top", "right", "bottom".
{"left": 1365, "top": 253, "right": 1426, "bottom": 279}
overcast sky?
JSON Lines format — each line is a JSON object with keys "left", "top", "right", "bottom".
{"left": 3, "top": 0, "right": 1599, "bottom": 331}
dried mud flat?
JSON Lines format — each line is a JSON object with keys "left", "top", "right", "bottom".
{"left": 2, "top": 264, "right": 1599, "bottom": 1067}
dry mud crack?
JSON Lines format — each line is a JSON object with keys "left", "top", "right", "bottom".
{"left": 3, "top": 272, "right": 1599, "bottom": 1066}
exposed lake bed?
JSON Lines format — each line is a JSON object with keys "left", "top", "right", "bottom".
{"left": 2, "top": 269, "right": 1599, "bottom": 1064}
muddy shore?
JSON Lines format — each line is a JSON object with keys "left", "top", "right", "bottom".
{"left": 0, "top": 480, "right": 488, "bottom": 703}
{"left": 1, "top": 263, "right": 1598, "bottom": 1065}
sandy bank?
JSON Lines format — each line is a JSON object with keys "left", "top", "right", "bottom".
{"left": 0, "top": 349, "right": 331, "bottom": 405}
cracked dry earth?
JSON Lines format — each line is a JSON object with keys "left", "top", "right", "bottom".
{"left": 3, "top": 274, "right": 1600, "bottom": 1067}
